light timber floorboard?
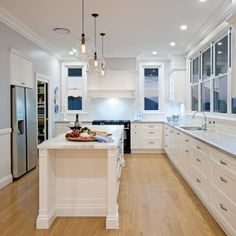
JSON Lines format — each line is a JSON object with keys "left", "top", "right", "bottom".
{"left": 0, "top": 154, "right": 225, "bottom": 236}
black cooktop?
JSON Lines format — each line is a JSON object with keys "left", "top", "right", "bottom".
{"left": 92, "top": 120, "right": 130, "bottom": 126}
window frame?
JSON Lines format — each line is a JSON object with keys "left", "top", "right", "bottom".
{"left": 139, "top": 62, "right": 165, "bottom": 113}
{"left": 61, "top": 62, "right": 88, "bottom": 114}
{"left": 189, "top": 28, "right": 232, "bottom": 116}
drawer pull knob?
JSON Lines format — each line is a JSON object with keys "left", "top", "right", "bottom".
{"left": 220, "top": 160, "right": 227, "bottom": 166}
{"left": 196, "top": 178, "right": 201, "bottom": 183}
{"left": 171, "top": 131, "right": 174, "bottom": 133}
{"left": 185, "top": 150, "right": 189, "bottom": 153}
{"left": 148, "top": 142, "right": 155, "bottom": 144}
{"left": 196, "top": 146, "right": 201, "bottom": 150}
{"left": 149, "top": 132, "right": 155, "bottom": 134}
{"left": 165, "top": 134, "right": 168, "bottom": 137}
{"left": 196, "top": 158, "right": 201, "bottom": 162}
{"left": 185, "top": 139, "right": 189, "bottom": 143}
{"left": 220, "top": 203, "right": 228, "bottom": 212}
{"left": 220, "top": 176, "right": 228, "bottom": 183}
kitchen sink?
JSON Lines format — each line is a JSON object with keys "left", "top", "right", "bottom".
{"left": 180, "top": 126, "right": 203, "bottom": 131}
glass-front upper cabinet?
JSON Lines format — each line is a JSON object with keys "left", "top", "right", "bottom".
{"left": 192, "top": 56, "right": 200, "bottom": 83}
{"left": 202, "top": 48, "right": 211, "bottom": 80}
{"left": 215, "top": 35, "right": 228, "bottom": 76}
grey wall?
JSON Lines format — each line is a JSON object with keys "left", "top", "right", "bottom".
{"left": 0, "top": 22, "right": 60, "bottom": 129}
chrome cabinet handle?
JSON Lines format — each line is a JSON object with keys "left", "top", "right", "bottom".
{"left": 149, "top": 132, "right": 155, "bottom": 134}
{"left": 220, "top": 176, "right": 228, "bottom": 183}
{"left": 148, "top": 126, "right": 155, "bottom": 128}
{"left": 171, "top": 131, "right": 174, "bottom": 133}
{"left": 185, "top": 150, "right": 189, "bottom": 153}
{"left": 148, "top": 142, "right": 155, "bottom": 144}
{"left": 176, "top": 132, "right": 180, "bottom": 135}
{"left": 220, "top": 160, "right": 227, "bottom": 166}
{"left": 185, "top": 139, "right": 189, "bottom": 143}
{"left": 196, "top": 158, "right": 201, "bottom": 162}
{"left": 196, "top": 146, "right": 201, "bottom": 150}
{"left": 196, "top": 178, "right": 201, "bottom": 183}
{"left": 220, "top": 203, "right": 228, "bottom": 212}
{"left": 165, "top": 134, "right": 168, "bottom": 137}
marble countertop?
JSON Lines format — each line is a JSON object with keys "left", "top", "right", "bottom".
{"left": 38, "top": 125, "right": 123, "bottom": 150}
{"left": 55, "top": 120, "right": 93, "bottom": 123}
{"left": 167, "top": 123, "right": 236, "bottom": 158}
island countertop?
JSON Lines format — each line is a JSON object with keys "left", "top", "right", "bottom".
{"left": 38, "top": 125, "right": 124, "bottom": 150}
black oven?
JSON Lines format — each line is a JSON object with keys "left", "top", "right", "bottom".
{"left": 92, "top": 120, "right": 131, "bottom": 153}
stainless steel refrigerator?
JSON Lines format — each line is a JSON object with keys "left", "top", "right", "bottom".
{"left": 11, "top": 86, "right": 37, "bottom": 178}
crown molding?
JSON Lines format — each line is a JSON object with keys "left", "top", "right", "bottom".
{"left": 183, "top": 0, "right": 232, "bottom": 54}
{"left": 0, "top": 6, "right": 60, "bottom": 59}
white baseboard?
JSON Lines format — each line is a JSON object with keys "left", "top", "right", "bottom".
{"left": 131, "top": 149, "right": 164, "bottom": 154}
{"left": 0, "top": 174, "right": 13, "bottom": 190}
{"left": 56, "top": 205, "right": 107, "bottom": 217}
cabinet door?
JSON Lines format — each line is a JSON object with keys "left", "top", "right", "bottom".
{"left": 10, "top": 52, "right": 33, "bottom": 88}
{"left": 131, "top": 124, "right": 141, "bottom": 149}
{"left": 169, "top": 70, "right": 186, "bottom": 103}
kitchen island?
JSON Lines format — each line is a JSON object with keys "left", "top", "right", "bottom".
{"left": 36, "top": 126, "right": 124, "bottom": 230}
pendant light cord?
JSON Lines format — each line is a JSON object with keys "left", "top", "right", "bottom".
{"left": 82, "top": 0, "right": 84, "bottom": 33}
{"left": 94, "top": 17, "right": 97, "bottom": 51}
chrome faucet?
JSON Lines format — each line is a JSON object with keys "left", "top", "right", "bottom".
{"left": 192, "top": 111, "right": 207, "bottom": 130}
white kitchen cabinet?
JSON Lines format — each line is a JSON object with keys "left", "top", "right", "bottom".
{"left": 131, "top": 123, "right": 142, "bottom": 149}
{"left": 164, "top": 124, "right": 236, "bottom": 236}
{"left": 169, "top": 70, "right": 186, "bottom": 103}
{"left": 10, "top": 50, "right": 33, "bottom": 88}
{"left": 131, "top": 123, "right": 163, "bottom": 152}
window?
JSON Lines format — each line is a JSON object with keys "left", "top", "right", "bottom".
{"left": 61, "top": 62, "right": 87, "bottom": 113}
{"left": 213, "top": 75, "right": 227, "bottom": 113}
{"left": 201, "top": 81, "right": 210, "bottom": 112}
{"left": 144, "top": 68, "right": 159, "bottom": 111}
{"left": 67, "top": 68, "right": 83, "bottom": 110}
{"left": 139, "top": 62, "right": 164, "bottom": 112}
{"left": 190, "top": 29, "right": 232, "bottom": 114}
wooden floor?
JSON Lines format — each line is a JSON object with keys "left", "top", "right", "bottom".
{"left": 0, "top": 154, "right": 225, "bottom": 236}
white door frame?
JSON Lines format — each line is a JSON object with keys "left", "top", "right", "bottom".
{"left": 36, "top": 73, "right": 52, "bottom": 139}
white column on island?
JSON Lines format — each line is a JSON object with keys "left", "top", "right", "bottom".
{"left": 36, "top": 149, "right": 56, "bottom": 229}
{"left": 106, "top": 148, "right": 119, "bottom": 229}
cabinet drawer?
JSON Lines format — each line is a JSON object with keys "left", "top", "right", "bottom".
{"left": 211, "top": 188, "right": 236, "bottom": 235}
{"left": 211, "top": 149, "right": 236, "bottom": 175}
{"left": 142, "top": 123, "right": 162, "bottom": 131}
{"left": 131, "top": 124, "right": 142, "bottom": 130}
{"left": 211, "top": 162, "right": 236, "bottom": 205}
{"left": 191, "top": 148, "right": 210, "bottom": 178}
{"left": 142, "top": 129, "right": 161, "bottom": 139}
{"left": 191, "top": 165, "right": 209, "bottom": 201}
{"left": 142, "top": 139, "right": 162, "bottom": 149}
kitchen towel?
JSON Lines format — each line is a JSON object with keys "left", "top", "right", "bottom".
{"left": 95, "top": 135, "right": 113, "bottom": 143}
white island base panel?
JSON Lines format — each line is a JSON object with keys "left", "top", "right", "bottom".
{"left": 36, "top": 148, "right": 121, "bottom": 229}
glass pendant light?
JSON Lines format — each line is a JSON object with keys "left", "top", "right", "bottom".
{"left": 81, "top": 0, "right": 86, "bottom": 54}
{"left": 92, "top": 13, "right": 99, "bottom": 67}
{"left": 100, "top": 33, "right": 106, "bottom": 76}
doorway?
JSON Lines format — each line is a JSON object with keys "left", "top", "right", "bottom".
{"left": 37, "top": 80, "right": 49, "bottom": 144}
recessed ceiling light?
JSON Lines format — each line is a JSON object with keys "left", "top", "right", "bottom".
{"left": 72, "top": 48, "right": 77, "bottom": 53}
{"left": 199, "top": 0, "right": 207, "bottom": 2}
{"left": 53, "top": 27, "right": 71, "bottom": 34}
{"left": 218, "top": 42, "right": 223, "bottom": 46}
{"left": 180, "top": 25, "right": 188, "bottom": 31}
{"left": 217, "top": 51, "right": 222, "bottom": 54}
{"left": 170, "top": 42, "right": 176, "bottom": 47}
{"left": 69, "top": 51, "right": 74, "bottom": 55}
{"left": 152, "top": 51, "right": 157, "bottom": 55}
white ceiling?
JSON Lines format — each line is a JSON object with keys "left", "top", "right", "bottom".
{"left": 0, "top": 0, "right": 231, "bottom": 59}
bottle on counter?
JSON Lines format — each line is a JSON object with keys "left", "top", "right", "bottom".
{"left": 212, "top": 121, "right": 216, "bottom": 133}
{"left": 207, "top": 121, "right": 212, "bottom": 132}
{"left": 74, "top": 114, "right": 81, "bottom": 130}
